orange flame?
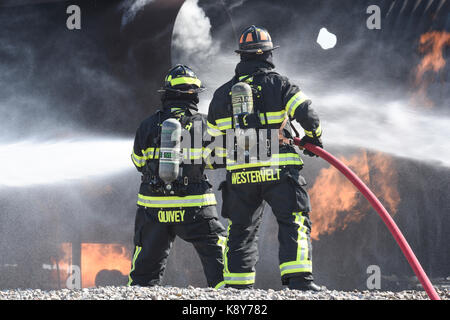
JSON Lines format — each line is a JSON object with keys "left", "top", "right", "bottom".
{"left": 81, "top": 243, "right": 131, "bottom": 288}
{"left": 412, "top": 31, "right": 450, "bottom": 107}
{"left": 308, "top": 151, "right": 400, "bottom": 240}
{"left": 55, "top": 242, "right": 131, "bottom": 288}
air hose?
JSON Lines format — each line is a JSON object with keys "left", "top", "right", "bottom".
{"left": 292, "top": 138, "right": 440, "bottom": 300}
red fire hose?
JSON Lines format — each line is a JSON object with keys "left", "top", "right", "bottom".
{"left": 293, "top": 138, "right": 440, "bottom": 300}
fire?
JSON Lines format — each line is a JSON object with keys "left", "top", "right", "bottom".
{"left": 54, "top": 242, "right": 131, "bottom": 288}
{"left": 81, "top": 243, "right": 131, "bottom": 288}
{"left": 412, "top": 31, "right": 450, "bottom": 107}
{"left": 308, "top": 150, "right": 400, "bottom": 240}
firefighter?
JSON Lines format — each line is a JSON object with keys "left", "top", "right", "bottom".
{"left": 207, "top": 26, "right": 323, "bottom": 291}
{"left": 128, "top": 65, "right": 226, "bottom": 289}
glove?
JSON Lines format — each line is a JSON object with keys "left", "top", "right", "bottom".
{"left": 236, "top": 113, "right": 262, "bottom": 129}
{"left": 298, "top": 135, "right": 323, "bottom": 157}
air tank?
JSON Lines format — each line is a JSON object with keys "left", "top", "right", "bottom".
{"left": 232, "top": 81, "right": 257, "bottom": 154}
{"left": 231, "top": 81, "right": 254, "bottom": 129}
{"left": 158, "top": 118, "right": 182, "bottom": 185}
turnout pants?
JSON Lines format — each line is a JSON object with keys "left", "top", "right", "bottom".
{"left": 128, "top": 205, "right": 226, "bottom": 289}
{"left": 219, "top": 166, "right": 313, "bottom": 288}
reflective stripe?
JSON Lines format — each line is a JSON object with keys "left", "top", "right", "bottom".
{"left": 223, "top": 220, "right": 232, "bottom": 274}
{"left": 203, "top": 146, "right": 226, "bottom": 169}
{"left": 170, "top": 77, "right": 201, "bottom": 88}
{"left": 127, "top": 246, "right": 142, "bottom": 286}
{"left": 279, "top": 212, "right": 312, "bottom": 276}
{"left": 215, "top": 147, "right": 228, "bottom": 158}
{"left": 293, "top": 212, "right": 309, "bottom": 262}
{"left": 207, "top": 117, "right": 232, "bottom": 135}
{"left": 216, "top": 117, "right": 233, "bottom": 130}
{"left": 182, "top": 148, "right": 203, "bottom": 160}
{"left": 137, "top": 193, "right": 217, "bottom": 208}
{"left": 222, "top": 221, "right": 256, "bottom": 285}
{"left": 214, "top": 281, "right": 226, "bottom": 290}
{"left": 226, "top": 153, "right": 303, "bottom": 171}
{"left": 142, "top": 147, "right": 160, "bottom": 160}
{"left": 204, "top": 146, "right": 227, "bottom": 158}
{"left": 304, "top": 123, "right": 322, "bottom": 138}
{"left": 132, "top": 152, "right": 146, "bottom": 167}
{"left": 214, "top": 236, "right": 227, "bottom": 290}
{"left": 260, "top": 110, "right": 286, "bottom": 125}
{"left": 217, "top": 236, "right": 227, "bottom": 255}
{"left": 286, "top": 91, "right": 309, "bottom": 118}
{"left": 224, "top": 272, "right": 256, "bottom": 285}
{"left": 207, "top": 121, "right": 225, "bottom": 137}
{"left": 279, "top": 261, "right": 312, "bottom": 276}
{"left": 238, "top": 75, "right": 253, "bottom": 83}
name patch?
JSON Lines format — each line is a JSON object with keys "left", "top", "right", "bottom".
{"left": 158, "top": 210, "right": 185, "bottom": 223}
{"left": 231, "top": 168, "right": 281, "bottom": 184}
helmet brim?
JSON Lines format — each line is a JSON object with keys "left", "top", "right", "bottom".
{"left": 158, "top": 87, "right": 206, "bottom": 94}
{"left": 235, "top": 45, "right": 280, "bottom": 54}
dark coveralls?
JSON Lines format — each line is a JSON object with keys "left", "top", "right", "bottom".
{"left": 128, "top": 100, "right": 226, "bottom": 289}
{"left": 207, "top": 59, "right": 322, "bottom": 288}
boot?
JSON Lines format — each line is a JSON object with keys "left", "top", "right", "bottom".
{"left": 225, "top": 284, "right": 254, "bottom": 290}
{"left": 288, "top": 277, "right": 324, "bottom": 292}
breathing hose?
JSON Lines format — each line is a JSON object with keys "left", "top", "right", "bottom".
{"left": 292, "top": 138, "right": 440, "bottom": 300}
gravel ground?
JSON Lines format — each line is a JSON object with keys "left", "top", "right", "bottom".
{"left": 0, "top": 286, "right": 448, "bottom": 300}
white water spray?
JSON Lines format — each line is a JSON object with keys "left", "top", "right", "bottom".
{"left": 0, "top": 137, "right": 133, "bottom": 187}
{"left": 295, "top": 88, "right": 450, "bottom": 167}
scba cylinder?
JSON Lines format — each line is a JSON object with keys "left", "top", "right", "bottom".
{"left": 159, "top": 118, "right": 182, "bottom": 185}
{"left": 231, "top": 82, "right": 254, "bottom": 129}
{"left": 232, "top": 82, "right": 256, "bottom": 152}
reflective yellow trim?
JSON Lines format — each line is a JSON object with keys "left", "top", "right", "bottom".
{"left": 279, "top": 261, "right": 312, "bottom": 276}
{"left": 304, "top": 123, "right": 322, "bottom": 138}
{"left": 279, "top": 212, "right": 312, "bottom": 276}
{"left": 127, "top": 246, "right": 142, "bottom": 286}
{"left": 216, "top": 117, "right": 232, "bottom": 124}
{"left": 238, "top": 75, "right": 253, "bottom": 83}
{"left": 132, "top": 151, "right": 146, "bottom": 167}
{"left": 226, "top": 153, "right": 303, "bottom": 171}
{"left": 223, "top": 272, "right": 256, "bottom": 285}
{"left": 214, "top": 281, "right": 226, "bottom": 290}
{"left": 142, "top": 147, "right": 160, "bottom": 160}
{"left": 260, "top": 110, "right": 286, "bottom": 125}
{"left": 215, "top": 147, "right": 228, "bottom": 157}
{"left": 207, "top": 121, "right": 225, "bottom": 137}
{"left": 223, "top": 220, "right": 232, "bottom": 274}
{"left": 215, "top": 117, "right": 233, "bottom": 130}
{"left": 137, "top": 193, "right": 217, "bottom": 208}
{"left": 170, "top": 77, "right": 201, "bottom": 87}
{"left": 182, "top": 148, "right": 203, "bottom": 160}
{"left": 286, "top": 91, "right": 309, "bottom": 118}
{"left": 214, "top": 236, "right": 227, "bottom": 289}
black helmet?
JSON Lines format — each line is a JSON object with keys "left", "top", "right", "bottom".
{"left": 159, "top": 64, "right": 205, "bottom": 94}
{"left": 235, "top": 25, "right": 279, "bottom": 55}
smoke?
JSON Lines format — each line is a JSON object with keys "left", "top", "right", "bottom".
{"left": 0, "top": 3, "right": 141, "bottom": 289}
{"left": 0, "top": 3, "right": 139, "bottom": 186}
{"left": 171, "top": 0, "right": 237, "bottom": 112}
{"left": 171, "top": 0, "right": 450, "bottom": 167}
{"left": 120, "top": 0, "right": 155, "bottom": 28}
